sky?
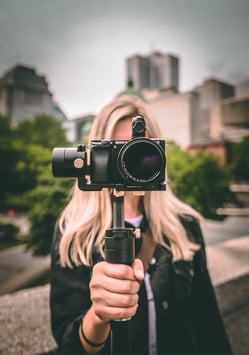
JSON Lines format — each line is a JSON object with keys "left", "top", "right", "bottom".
{"left": 0, "top": 0, "right": 249, "bottom": 118}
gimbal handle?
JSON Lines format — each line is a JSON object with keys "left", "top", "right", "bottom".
{"left": 104, "top": 190, "right": 135, "bottom": 355}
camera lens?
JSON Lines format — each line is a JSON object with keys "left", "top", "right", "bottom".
{"left": 118, "top": 138, "right": 165, "bottom": 183}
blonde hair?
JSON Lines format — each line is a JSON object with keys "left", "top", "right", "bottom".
{"left": 58, "top": 95, "right": 201, "bottom": 267}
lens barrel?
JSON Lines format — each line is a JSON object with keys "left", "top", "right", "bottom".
{"left": 118, "top": 138, "right": 165, "bottom": 184}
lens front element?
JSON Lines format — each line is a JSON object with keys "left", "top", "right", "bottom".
{"left": 118, "top": 138, "right": 165, "bottom": 184}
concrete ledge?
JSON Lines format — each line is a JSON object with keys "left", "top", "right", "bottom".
{"left": 0, "top": 285, "right": 57, "bottom": 355}
{"left": 2, "top": 279, "right": 248, "bottom": 355}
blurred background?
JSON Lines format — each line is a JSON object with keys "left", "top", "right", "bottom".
{"left": 0, "top": 1, "right": 249, "bottom": 354}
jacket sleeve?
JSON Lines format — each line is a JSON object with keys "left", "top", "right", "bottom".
{"left": 49, "top": 225, "right": 109, "bottom": 355}
{"left": 188, "top": 217, "right": 233, "bottom": 355}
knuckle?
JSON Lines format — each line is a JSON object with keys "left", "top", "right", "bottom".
{"left": 89, "top": 278, "right": 98, "bottom": 291}
{"left": 116, "top": 309, "right": 129, "bottom": 320}
{"left": 123, "top": 294, "right": 138, "bottom": 307}
{"left": 93, "top": 261, "right": 105, "bottom": 274}
{"left": 123, "top": 294, "right": 133, "bottom": 307}
{"left": 116, "top": 264, "right": 131, "bottom": 278}
{"left": 122, "top": 280, "right": 133, "bottom": 293}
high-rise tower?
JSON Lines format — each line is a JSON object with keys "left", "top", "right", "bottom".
{"left": 126, "top": 51, "right": 179, "bottom": 92}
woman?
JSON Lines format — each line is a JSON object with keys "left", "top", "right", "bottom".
{"left": 50, "top": 95, "right": 232, "bottom": 354}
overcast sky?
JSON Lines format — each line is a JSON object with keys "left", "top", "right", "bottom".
{"left": 0, "top": 0, "right": 249, "bottom": 118}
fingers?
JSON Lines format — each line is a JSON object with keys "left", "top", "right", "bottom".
{"left": 94, "top": 261, "right": 136, "bottom": 280}
{"left": 91, "top": 262, "right": 140, "bottom": 294}
{"left": 93, "top": 259, "right": 144, "bottom": 280}
{"left": 90, "top": 260, "right": 143, "bottom": 322}
{"left": 93, "top": 300, "right": 139, "bottom": 322}
{"left": 91, "top": 288, "right": 139, "bottom": 322}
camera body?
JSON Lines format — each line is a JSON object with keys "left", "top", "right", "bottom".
{"left": 52, "top": 115, "right": 166, "bottom": 191}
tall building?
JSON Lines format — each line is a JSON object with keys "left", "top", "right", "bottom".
{"left": 149, "top": 52, "right": 179, "bottom": 91}
{"left": 126, "top": 55, "right": 150, "bottom": 90}
{"left": 126, "top": 51, "right": 179, "bottom": 92}
{"left": 0, "top": 64, "right": 67, "bottom": 125}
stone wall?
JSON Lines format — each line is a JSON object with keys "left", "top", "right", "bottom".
{"left": 1, "top": 277, "right": 248, "bottom": 355}
{"left": 0, "top": 285, "right": 57, "bottom": 355}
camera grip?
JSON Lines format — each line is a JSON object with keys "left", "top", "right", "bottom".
{"left": 104, "top": 228, "right": 135, "bottom": 265}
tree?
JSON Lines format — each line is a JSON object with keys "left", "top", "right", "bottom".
{"left": 25, "top": 171, "right": 74, "bottom": 255}
{"left": 229, "top": 135, "right": 249, "bottom": 182}
{"left": 0, "top": 138, "right": 37, "bottom": 209}
{"left": 165, "top": 142, "right": 192, "bottom": 193}
{"left": 0, "top": 116, "right": 36, "bottom": 209}
{"left": 14, "top": 114, "right": 69, "bottom": 149}
{"left": 167, "top": 143, "right": 233, "bottom": 219}
{"left": 0, "top": 114, "right": 70, "bottom": 211}
{"left": 0, "top": 112, "right": 73, "bottom": 253}
{"left": 0, "top": 135, "right": 52, "bottom": 210}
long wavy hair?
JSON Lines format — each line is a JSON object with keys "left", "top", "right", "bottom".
{"left": 58, "top": 95, "right": 201, "bottom": 267}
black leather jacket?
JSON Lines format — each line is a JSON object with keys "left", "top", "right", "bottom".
{"left": 50, "top": 214, "right": 232, "bottom": 355}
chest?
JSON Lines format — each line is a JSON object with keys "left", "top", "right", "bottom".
{"left": 140, "top": 244, "right": 195, "bottom": 314}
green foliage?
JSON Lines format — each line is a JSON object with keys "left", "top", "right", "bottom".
{"left": 0, "top": 137, "right": 51, "bottom": 210}
{"left": 229, "top": 135, "right": 249, "bottom": 182}
{"left": 25, "top": 177, "right": 74, "bottom": 255}
{"left": 13, "top": 114, "right": 69, "bottom": 149}
{"left": 167, "top": 143, "right": 233, "bottom": 219}
{"left": 0, "top": 114, "right": 69, "bottom": 211}
{"left": 0, "top": 130, "right": 36, "bottom": 208}
{"left": 166, "top": 143, "right": 191, "bottom": 193}
{"left": 0, "top": 113, "right": 73, "bottom": 255}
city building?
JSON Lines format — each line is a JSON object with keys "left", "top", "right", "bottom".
{"left": 125, "top": 51, "right": 249, "bottom": 155}
{"left": 126, "top": 51, "right": 179, "bottom": 91}
{"left": 219, "top": 93, "right": 249, "bottom": 141}
{"left": 0, "top": 64, "right": 67, "bottom": 125}
{"left": 236, "top": 79, "right": 249, "bottom": 97}
{"left": 64, "top": 114, "right": 95, "bottom": 143}
{"left": 142, "top": 88, "right": 199, "bottom": 148}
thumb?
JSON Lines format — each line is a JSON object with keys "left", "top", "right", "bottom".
{"left": 132, "top": 258, "right": 144, "bottom": 281}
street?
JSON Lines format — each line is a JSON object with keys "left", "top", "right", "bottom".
{"left": 203, "top": 216, "right": 249, "bottom": 245}
{"left": 0, "top": 245, "right": 50, "bottom": 295}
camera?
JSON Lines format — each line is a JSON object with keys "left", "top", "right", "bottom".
{"left": 52, "top": 115, "right": 166, "bottom": 191}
